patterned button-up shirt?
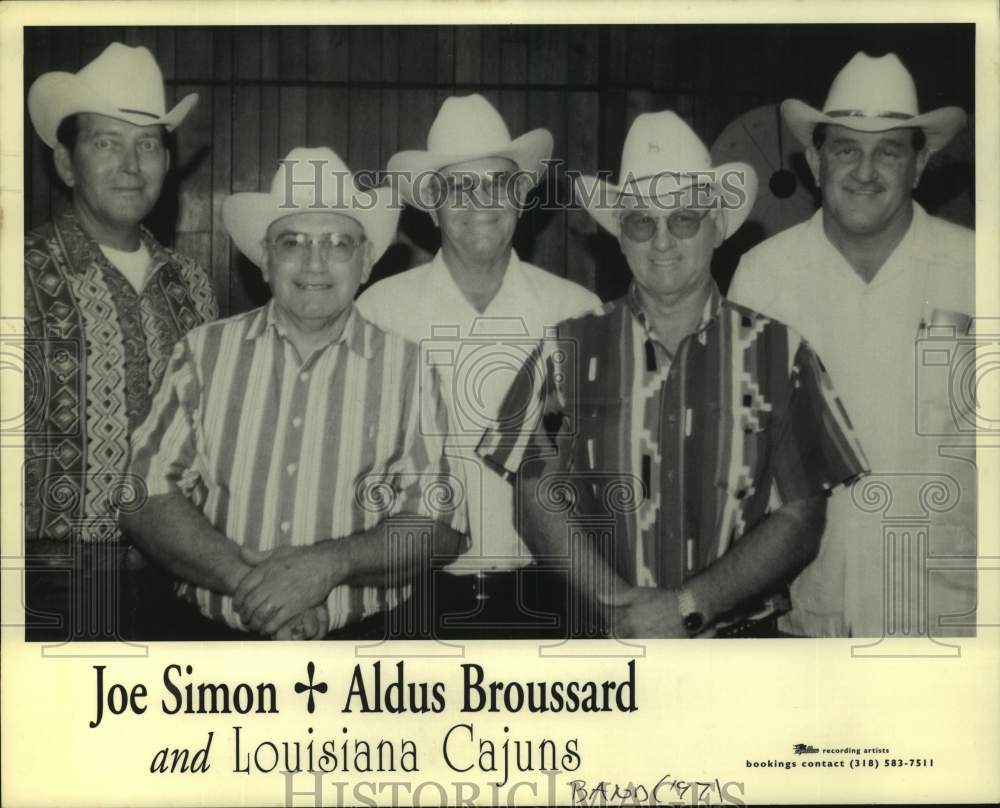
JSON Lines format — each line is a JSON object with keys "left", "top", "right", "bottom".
{"left": 128, "top": 304, "right": 463, "bottom": 630}
{"left": 478, "top": 284, "right": 868, "bottom": 591}
{"left": 24, "top": 211, "right": 218, "bottom": 543}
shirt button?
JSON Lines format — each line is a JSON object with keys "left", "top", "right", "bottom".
{"left": 292, "top": 417, "right": 303, "bottom": 428}
{"left": 287, "top": 463, "right": 297, "bottom": 476}
{"left": 280, "top": 521, "right": 290, "bottom": 533}
{"left": 300, "top": 371, "right": 310, "bottom": 382}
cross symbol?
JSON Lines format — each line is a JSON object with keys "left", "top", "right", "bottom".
{"left": 294, "top": 661, "right": 328, "bottom": 714}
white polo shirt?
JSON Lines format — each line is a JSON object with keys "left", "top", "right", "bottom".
{"left": 729, "top": 204, "right": 976, "bottom": 637}
{"left": 357, "top": 250, "right": 602, "bottom": 574}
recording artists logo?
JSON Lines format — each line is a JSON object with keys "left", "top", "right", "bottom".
{"left": 793, "top": 744, "right": 819, "bottom": 755}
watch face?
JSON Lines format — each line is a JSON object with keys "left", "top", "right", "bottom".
{"left": 683, "top": 611, "right": 705, "bottom": 634}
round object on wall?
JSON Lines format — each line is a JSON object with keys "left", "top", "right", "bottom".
{"left": 710, "top": 103, "right": 818, "bottom": 247}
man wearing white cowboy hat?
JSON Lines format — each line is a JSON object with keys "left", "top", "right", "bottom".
{"left": 479, "top": 111, "right": 868, "bottom": 638}
{"left": 122, "top": 147, "right": 465, "bottom": 640}
{"left": 23, "top": 42, "right": 217, "bottom": 641}
{"left": 729, "top": 52, "right": 976, "bottom": 638}
{"left": 357, "top": 93, "right": 600, "bottom": 638}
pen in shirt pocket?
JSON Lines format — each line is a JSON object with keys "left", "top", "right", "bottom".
{"left": 917, "top": 307, "right": 972, "bottom": 339}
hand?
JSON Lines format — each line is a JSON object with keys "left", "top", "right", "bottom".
{"left": 598, "top": 585, "right": 688, "bottom": 638}
{"left": 271, "top": 605, "right": 330, "bottom": 641}
{"left": 233, "top": 544, "right": 343, "bottom": 635}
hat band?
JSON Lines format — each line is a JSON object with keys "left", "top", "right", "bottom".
{"left": 117, "top": 108, "right": 160, "bottom": 119}
{"left": 614, "top": 172, "right": 714, "bottom": 198}
{"left": 826, "top": 109, "right": 915, "bottom": 121}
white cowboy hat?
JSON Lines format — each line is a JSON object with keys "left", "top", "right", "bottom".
{"left": 223, "top": 147, "right": 400, "bottom": 269}
{"left": 576, "top": 111, "right": 757, "bottom": 240}
{"left": 782, "top": 52, "right": 966, "bottom": 153}
{"left": 386, "top": 94, "right": 553, "bottom": 209}
{"left": 28, "top": 42, "right": 198, "bottom": 149}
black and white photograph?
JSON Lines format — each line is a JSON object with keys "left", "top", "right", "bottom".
{"left": 2, "top": 3, "right": 997, "bottom": 807}
{"left": 18, "top": 21, "right": 979, "bottom": 643}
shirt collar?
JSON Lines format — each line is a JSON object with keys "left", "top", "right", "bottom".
{"left": 902, "top": 201, "right": 929, "bottom": 258}
{"left": 245, "top": 300, "right": 375, "bottom": 359}
{"left": 816, "top": 202, "right": 923, "bottom": 286}
{"left": 54, "top": 209, "right": 175, "bottom": 276}
{"left": 625, "top": 280, "right": 723, "bottom": 346}
{"left": 430, "top": 248, "right": 520, "bottom": 298}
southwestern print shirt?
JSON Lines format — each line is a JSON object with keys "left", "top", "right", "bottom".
{"left": 24, "top": 211, "right": 218, "bottom": 543}
{"left": 478, "top": 284, "right": 869, "bottom": 590}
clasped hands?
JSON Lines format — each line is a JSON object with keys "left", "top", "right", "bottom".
{"left": 229, "top": 545, "right": 703, "bottom": 640}
{"left": 231, "top": 544, "right": 343, "bottom": 640}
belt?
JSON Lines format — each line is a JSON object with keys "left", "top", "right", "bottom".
{"left": 27, "top": 539, "right": 145, "bottom": 571}
{"left": 714, "top": 591, "right": 790, "bottom": 638}
{"left": 443, "top": 567, "right": 540, "bottom": 602}
{"left": 716, "top": 613, "right": 781, "bottom": 638}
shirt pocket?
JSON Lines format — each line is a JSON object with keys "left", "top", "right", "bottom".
{"left": 709, "top": 400, "right": 776, "bottom": 501}
{"left": 573, "top": 395, "right": 629, "bottom": 459}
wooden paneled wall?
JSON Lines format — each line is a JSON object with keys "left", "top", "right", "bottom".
{"left": 24, "top": 25, "right": 975, "bottom": 313}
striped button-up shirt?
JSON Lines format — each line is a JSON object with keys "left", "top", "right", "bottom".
{"left": 478, "top": 284, "right": 868, "bottom": 592}
{"left": 128, "top": 303, "right": 461, "bottom": 630}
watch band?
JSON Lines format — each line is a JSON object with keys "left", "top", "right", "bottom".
{"left": 676, "top": 586, "right": 704, "bottom": 636}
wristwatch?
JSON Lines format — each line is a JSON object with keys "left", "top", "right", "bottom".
{"left": 676, "top": 586, "right": 704, "bottom": 637}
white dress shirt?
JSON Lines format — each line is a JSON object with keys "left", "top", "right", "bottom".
{"left": 357, "top": 250, "right": 602, "bottom": 574}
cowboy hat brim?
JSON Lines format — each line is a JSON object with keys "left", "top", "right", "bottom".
{"left": 222, "top": 186, "right": 400, "bottom": 270}
{"left": 28, "top": 71, "right": 199, "bottom": 148}
{"left": 386, "top": 128, "right": 554, "bottom": 209}
{"left": 575, "top": 162, "right": 758, "bottom": 241}
{"left": 781, "top": 98, "right": 967, "bottom": 153}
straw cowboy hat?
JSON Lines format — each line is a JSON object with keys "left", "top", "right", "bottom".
{"left": 28, "top": 42, "right": 199, "bottom": 149}
{"left": 387, "top": 94, "right": 553, "bottom": 209}
{"left": 576, "top": 110, "right": 758, "bottom": 239}
{"left": 223, "top": 147, "right": 400, "bottom": 269}
{"left": 782, "top": 52, "right": 966, "bottom": 154}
